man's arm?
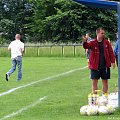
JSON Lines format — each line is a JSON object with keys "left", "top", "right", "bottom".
{"left": 82, "top": 35, "right": 92, "bottom": 49}
{"left": 114, "top": 40, "right": 118, "bottom": 56}
{"left": 111, "top": 63, "right": 115, "bottom": 69}
{"left": 8, "top": 44, "right": 11, "bottom": 51}
{"left": 21, "top": 48, "right": 24, "bottom": 56}
{"left": 82, "top": 35, "right": 87, "bottom": 42}
{"left": 8, "top": 48, "right": 11, "bottom": 51}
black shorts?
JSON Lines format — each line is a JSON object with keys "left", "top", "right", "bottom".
{"left": 90, "top": 68, "right": 110, "bottom": 80}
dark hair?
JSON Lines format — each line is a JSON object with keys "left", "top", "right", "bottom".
{"left": 96, "top": 27, "right": 105, "bottom": 34}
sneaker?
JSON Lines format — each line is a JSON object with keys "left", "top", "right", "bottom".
{"left": 6, "top": 74, "right": 9, "bottom": 81}
{"left": 17, "top": 78, "right": 22, "bottom": 81}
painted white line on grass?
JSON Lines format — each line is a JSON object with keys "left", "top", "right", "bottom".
{"left": 0, "top": 66, "right": 87, "bottom": 97}
{"left": 0, "top": 96, "right": 47, "bottom": 120}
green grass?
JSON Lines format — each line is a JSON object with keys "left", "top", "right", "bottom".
{"left": 0, "top": 57, "right": 119, "bottom": 120}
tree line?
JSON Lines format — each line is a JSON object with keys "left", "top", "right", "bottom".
{"left": 0, "top": 0, "right": 117, "bottom": 44}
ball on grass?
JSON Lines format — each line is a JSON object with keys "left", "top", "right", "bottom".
{"left": 86, "top": 105, "right": 98, "bottom": 116}
{"left": 98, "top": 106, "right": 108, "bottom": 115}
{"left": 97, "top": 96, "right": 108, "bottom": 106}
{"left": 80, "top": 105, "right": 88, "bottom": 115}
{"left": 107, "top": 105, "right": 115, "bottom": 114}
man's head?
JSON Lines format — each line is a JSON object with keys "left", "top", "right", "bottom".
{"left": 15, "top": 34, "right": 21, "bottom": 40}
{"left": 96, "top": 27, "right": 105, "bottom": 42}
{"left": 115, "top": 32, "right": 118, "bottom": 39}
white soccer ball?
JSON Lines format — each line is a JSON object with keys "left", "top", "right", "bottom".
{"left": 86, "top": 105, "right": 98, "bottom": 116}
{"left": 80, "top": 105, "right": 88, "bottom": 115}
{"left": 97, "top": 96, "right": 108, "bottom": 106}
{"left": 98, "top": 106, "right": 108, "bottom": 115}
{"left": 107, "top": 105, "right": 115, "bottom": 114}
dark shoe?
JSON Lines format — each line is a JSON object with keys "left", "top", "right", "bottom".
{"left": 6, "top": 74, "right": 9, "bottom": 81}
{"left": 17, "top": 78, "right": 22, "bottom": 81}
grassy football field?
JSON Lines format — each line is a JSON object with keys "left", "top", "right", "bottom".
{"left": 0, "top": 57, "right": 119, "bottom": 120}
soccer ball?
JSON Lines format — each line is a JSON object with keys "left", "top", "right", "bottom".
{"left": 86, "top": 105, "right": 98, "bottom": 116}
{"left": 98, "top": 106, "right": 108, "bottom": 115}
{"left": 107, "top": 105, "right": 115, "bottom": 114}
{"left": 97, "top": 96, "right": 108, "bottom": 106}
{"left": 80, "top": 105, "right": 88, "bottom": 115}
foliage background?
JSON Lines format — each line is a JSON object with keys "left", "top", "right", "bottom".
{"left": 0, "top": 0, "right": 118, "bottom": 44}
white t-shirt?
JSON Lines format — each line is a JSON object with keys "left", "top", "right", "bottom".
{"left": 8, "top": 39, "right": 24, "bottom": 59}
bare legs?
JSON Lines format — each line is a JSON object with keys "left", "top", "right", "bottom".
{"left": 102, "top": 79, "right": 108, "bottom": 93}
{"left": 92, "top": 79, "right": 98, "bottom": 93}
{"left": 92, "top": 79, "right": 108, "bottom": 94}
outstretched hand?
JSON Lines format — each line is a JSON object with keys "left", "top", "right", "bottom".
{"left": 82, "top": 35, "right": 87, "bottom": 42}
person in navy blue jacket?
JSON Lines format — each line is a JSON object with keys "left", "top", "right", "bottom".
{"left": 114, "top": 32, "right": 118, "bottom": 66}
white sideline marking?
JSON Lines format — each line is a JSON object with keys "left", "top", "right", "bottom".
{"left": 0, "top": 66, "right": 87, "bottom": 97}
{"left": 0, "top": 96, "right": 47, "bottom": 120}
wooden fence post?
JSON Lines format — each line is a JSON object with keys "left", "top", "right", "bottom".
{"left": 73, "top": 45, "right": 76, "bottom": 56}
{"left": 61, "top": 45, "right": 64, "bottom": 56}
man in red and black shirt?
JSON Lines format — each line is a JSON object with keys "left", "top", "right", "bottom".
{"left": 82, "top": 27, "right": 115, "bottom": 94}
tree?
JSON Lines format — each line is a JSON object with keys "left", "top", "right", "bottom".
{"left": 34, "top": 0, "right": 117, "bottom": 43}
{"left": 0, "top": 0, "right": 34, "bottom": 42}
{"left": 27, "top": 0, "right": 57, "bottom": 43}
{"left": 0, "top": 19, "right": 14, "bottom": 42}
{"left": 0, "top": 0, "right": 118, "bottom": 43}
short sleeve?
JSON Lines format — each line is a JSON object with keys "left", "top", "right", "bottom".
{"left": 21, "top": 42, "right": 24, "bottom": 49}
{"left": 8, "top": 42, "right": 12, "bottom": 49}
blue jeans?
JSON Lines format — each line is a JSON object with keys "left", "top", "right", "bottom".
{"left": 6, "top": 56, "right": 22, "bottom": 80}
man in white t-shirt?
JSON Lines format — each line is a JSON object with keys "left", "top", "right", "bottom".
{"left": 6, "top": 34, "right": 24, "bottom": 81}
